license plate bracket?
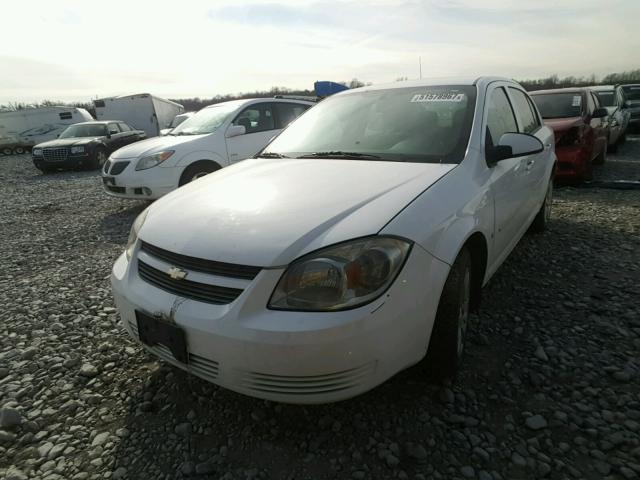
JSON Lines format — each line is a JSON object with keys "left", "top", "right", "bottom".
{"left": 136, "top": 311, "right": 188, "bottom": 364}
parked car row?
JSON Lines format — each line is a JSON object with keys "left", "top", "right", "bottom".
{"left": 530, "top": 84, "right": 634, "bottom": 183}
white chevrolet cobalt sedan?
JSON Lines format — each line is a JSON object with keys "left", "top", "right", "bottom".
{"left": 111, "top": 77, "right": 556, "bottom": 403}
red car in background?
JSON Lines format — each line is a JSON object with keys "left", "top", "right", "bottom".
{"left": 530, "top": 88, "right": 609, "bottom": 183}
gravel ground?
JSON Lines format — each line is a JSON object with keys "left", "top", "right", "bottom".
{"left": 1, "top": 137, "right": 639, "bottom": 480}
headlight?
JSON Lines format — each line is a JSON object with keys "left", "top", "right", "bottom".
{"left": 268, "top": 236, "right": 412, "bottom": 311}
{"left": 32, "top": 148, "right": 42, "bottom": 156}
{"left": 70, "top": 146, "right": 85, "bottom": 154}
{"left": 125, "top": 208, "right": 149, "bottom": 260}
{"left": 135, "top": 150, "right": 174, "bottom": 170}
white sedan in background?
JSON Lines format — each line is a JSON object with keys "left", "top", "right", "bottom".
{"left": 101, "top": 98, "right": 313, "bottom": 199}
{"left": 111, "top": 77, "right": 556, "bottom": 404}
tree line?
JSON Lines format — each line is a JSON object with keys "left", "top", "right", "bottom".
{"left": 2, "top": 70, "right": 638, "bottom": 114}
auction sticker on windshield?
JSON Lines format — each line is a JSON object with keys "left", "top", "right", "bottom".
{"left": 572, "top": 95, "right": 582, "bottom": 107}
{"left": 411, "top": 92, "right": 465, "bottom": 103}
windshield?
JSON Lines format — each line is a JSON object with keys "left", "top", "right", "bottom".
{"left": 531, "top": 93, "right": 583, "bottom": 119}
{"left": 594, "top": 91, "right": 615, "bottom": 107}
{"left": 262, "top": 85, "right": 477, "bottom": 164}
{"left": 622, "top": 86, "right": 640, "bottom": 102}
{"left": 59, "top": 124, "right": 107, "bottom": 138}
{"left": 171, "top": 104, "right": 237, "bottom": 135}
{"left": 169, "top": 115, "right": 188, "bottom": 128}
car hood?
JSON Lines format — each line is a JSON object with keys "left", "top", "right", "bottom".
{"left": 140, "top": 158, "right": 456, "bottom": 267}
{"left": 111, "top": 134, "right": 204, "bottom": 159}
{"left": 35, "top": 137, "right": 102, "bottom": 148}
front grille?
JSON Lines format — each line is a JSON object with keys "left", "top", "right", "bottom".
{"left": 138, "top": 260, "right": 243, "bottom": 305}
{"left": 109, "top": 161, "right": 130, "bottom": 175}
{"left": 140, "top": 241, "right": 261, "bottom": 280}
{"left": 242, "top": 363, "right": 376, "bottom": 396}
{"left": 128, "top": 321, "right": 219, "bottom": 381}
{"left": 43, "top": 147, "right": 68, "bottom": 162}
{"left": 103, "top": 160, "right": 111, "bottom": 174}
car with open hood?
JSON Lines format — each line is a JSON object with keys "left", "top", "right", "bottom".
{"left": 111, "top": 77, "right": 556, "bottom": 403}
{"left": 530, "top": 87, "right": 608, "bottom": 183}
{"left": 31, "top": 120, "right": 145, "bottom": 172}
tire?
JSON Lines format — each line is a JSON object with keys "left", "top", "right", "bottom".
{"left": 92, "top": 148, "right": 107, "bottom": 170}
{"left": 13, "top": 146, "right": 25, "bottom": 155}
{"left": 2, "top": 147, "right": 13, "bottom": 156}
{"left": 530, "top": 177, "right": 553, "bottom": 233}
{"left": 178, "top": 161, "right": 220, "bottom": 186}
{"left": 424, "top": 247, "right": 472, "bottom": 382}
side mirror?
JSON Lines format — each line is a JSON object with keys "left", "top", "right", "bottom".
{"left": 489, "top": 132, "right": 544, "bottom": 163}
{"left": 225, "top": 125, "right": 246, "bottom": 138}
{"left": 592, "top": 107, "right": 608, "bottom": 118}
{"left": 106, "top": 133, "right": 111, "bottom": 139}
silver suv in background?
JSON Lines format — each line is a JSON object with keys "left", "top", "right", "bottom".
{"left": 590, "top": 85, "right": 630, "bottom": 151}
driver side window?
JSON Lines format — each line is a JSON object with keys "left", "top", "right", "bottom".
{"left": 232, "top": 104, "right": 274, "bottom": 134}
{"left": 108, "top": 123, "right": 120, "bottom": 134}
{"left": 486, "top": 87, "right": 518, "bottom": 152}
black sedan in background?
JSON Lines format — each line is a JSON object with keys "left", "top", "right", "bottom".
{"left": 32, "top": 121, "right": 146, "bottom": 173}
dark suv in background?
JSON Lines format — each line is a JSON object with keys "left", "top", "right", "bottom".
{"left": 32, "top": 121, "right": 145, "bottom": 173}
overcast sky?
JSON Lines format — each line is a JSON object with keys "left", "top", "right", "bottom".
{"left": 1, "top": 0, "right": 638, "bottom": 104}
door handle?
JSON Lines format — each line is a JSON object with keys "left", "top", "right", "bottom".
{"left": 526, "top": 159, "right": 535, "bottom": 170}
{"left": 544, "top": 143, "right": 551, "bottom": 150}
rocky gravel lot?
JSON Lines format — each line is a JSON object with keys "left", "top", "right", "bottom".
{"left": 1, "top": 138, "right": 639, "bottom": 480}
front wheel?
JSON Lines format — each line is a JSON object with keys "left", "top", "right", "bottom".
{"left": 530, "top": 178, "right": 553, "bottom": 233}
{"left": 178, "top": 161, "right": 220, "bottom": 186}
{"left": 424, "top": 247, "right": 472, "bottom": 382}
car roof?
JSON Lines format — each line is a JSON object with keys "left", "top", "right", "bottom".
{"left": 71, "top": 121, "right": 112, "bottom": 126}
{"left": 530, "top": 87, "right": 594, "bottom": 95}
{"left": 588, "top": 85, "right": 616, "bottom": 91}
{"left": 203, "top": 98, "right": 315, "bottom": 110}
{"left": 335, "top": 76, "right": 516, "bottom": 96}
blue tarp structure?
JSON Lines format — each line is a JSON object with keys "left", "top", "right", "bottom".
{"left": 314, "top": 81, "right": 349, "bottom": 97}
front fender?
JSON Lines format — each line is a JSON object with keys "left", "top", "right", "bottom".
{"left": 381, "top": 158, "right": 493, "bottom": 269}
{"left": 166, "top": 150, "right": 227, "bottom": 169}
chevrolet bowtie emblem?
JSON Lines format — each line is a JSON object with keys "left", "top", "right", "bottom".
{"left": 167, "top": 266, "right": 188, "bottom": 280}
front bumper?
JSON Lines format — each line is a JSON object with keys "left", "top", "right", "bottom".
{"left": 102, "top": 158, "right": 180, "bottom": 200}
{"left": 554, "top": 145, "right": 591, "bottom": 181}
{"left": 111, "top": 243, "right": 450, "bottom": 404}
{"left": 33, "top": 153, "right": 91, "bottom": 169}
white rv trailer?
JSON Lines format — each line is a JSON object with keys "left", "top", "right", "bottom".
{"left": 0, "top": 106, "right": 93, "bottom": 155}
{"left": 93, "top": 94, "right": 184, "bottom": 138}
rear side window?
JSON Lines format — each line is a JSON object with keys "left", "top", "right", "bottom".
{"left": 508, "top": 88, "right": 539, "bottom": 134}
{"left": 274, "top": 103, "right": 310, "bottom": 129}
{"left": 486, "top": 87, "right": 517, "bottom": 147}
{"left": 118, "top": 122, "right": 131, "bottom": 132}
{"left": 108, "top": 123, "right": 121, "bottom": 133}
{"left": 59, "top": 112, "right": 72, "bottom": 120}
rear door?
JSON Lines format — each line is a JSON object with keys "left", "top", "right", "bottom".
{"left": 107, "top": 122, "right": 126, "bottom": 152}
{"left": 225, "top": 102, "right": 278, "bottom": 162}
{"left": 586, "top": 92, "right": 607, "bottom": 160}
{"left": 506, "top": 87, "right": 552, "bottom": 217}
{"left": 117, "top": 122, "right": 141, "bottom": 147}
{"left": 484, "top": 84, "right": 531, "bottom": 257}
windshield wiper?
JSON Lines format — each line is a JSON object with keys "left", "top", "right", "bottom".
{"left": 258, "top": 152, "right": 290, "bottom": 158}
{"left": 298, "top": 151, "right": 385, "bottom": 160}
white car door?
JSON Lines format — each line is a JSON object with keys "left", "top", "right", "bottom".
{"left": 484, "top": 84, "right": 532, "bottom": 259}
{"left": 225, "top": 103, "right": 280, "bottom": 162}
{"left": 506, "top": 86, "right": 553, "bottom": 219}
